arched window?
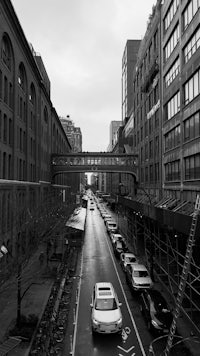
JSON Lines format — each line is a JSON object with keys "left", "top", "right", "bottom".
{"left": 18, "top": 63, "right": 27, "bottom": 92}
{"left": 1, "top": 34, "right": 12, "bottom": 70}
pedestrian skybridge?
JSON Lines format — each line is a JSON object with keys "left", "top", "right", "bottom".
{"left": 51, "top": 152, "right": 138, "bottom": 180}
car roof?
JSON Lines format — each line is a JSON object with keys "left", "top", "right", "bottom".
{"left": 131, "top": 264, "right": 148, "bottom": 271}
{"left": 123, "top": 252, "right": 136, "bottom": 257}
{"left": 95, "top": 282, "right": 114, "bottom": 298}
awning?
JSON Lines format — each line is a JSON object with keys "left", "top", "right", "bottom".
{"left": 65, "top": 207, "right": 86, "bottom": 231}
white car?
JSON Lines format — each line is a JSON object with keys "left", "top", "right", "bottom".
{"left": 126, "top": 264, "right": 153, "bottom": 292}
{"left": 110, "top": 233, "right": 123, "bottom": 245}
{"left": 90, "top": 282, "right": 122, "bottom": 334}
{"left": 106, "top": 220, "right": 118, "bottom": 234}
{"left": 120, "top": 252, "right": 138, "bottom": 272}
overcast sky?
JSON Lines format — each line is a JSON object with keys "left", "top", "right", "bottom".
{"left": 12, "top": 0, "right": 156, "bottom": 151}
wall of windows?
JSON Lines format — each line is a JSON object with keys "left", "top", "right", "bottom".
{"left": 183, "top": 26, "right": 200, "bottom": 63}
{"left": 183, "top": 0, "right": 200, "bottom": 30}
{"left": 165, "top": 159, "right": 180, "bottom": 181}
{"left": 184, "top": 68, "right": 200, "bottom": 105}
{"left": 164, "top": 24, "right": 180, "bottom": 60}
{"left": 184, "top": 111, "right": 200, "bottom": 142}
{"left": 185, "top": 153, "right": 200, "bottom": 179}
{"left": 165, "top": 125, "right": 180, "bottom": 151}
{"left": 165, "top": 91, "right": 180, "bottom": 120}
{"left": 164, "top": 0, "right": 179, "bottom": 31}
{"left": 164, "top": 57, "right": 180, "bottom": 87}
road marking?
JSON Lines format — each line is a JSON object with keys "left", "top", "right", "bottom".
{"left": 122, "top": 326, "right": 131, "bottom": 342}
{"left": 103, "top": 229, "right": 146, "bottom": 356}
{"left": 118, "top": 345, "right": 135, "bottom": 355}
{"left": 71, "top": 250, "right": 84, "bottom": 356}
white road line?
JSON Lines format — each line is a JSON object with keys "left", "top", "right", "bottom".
{"left": 103, "top": 229, "right": 147, "bottom": 356}
{"left": 71, "top": 250, "right": 84, "bottom": 356}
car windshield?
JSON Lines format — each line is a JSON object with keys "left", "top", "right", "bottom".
{"left": 127, "top": 256, "right": 136, "bottom": 263}
{"left": 133, "top": 270, "right": 148, "bottom": 277}
{"left": 95, "top": 298, "right": 117, "bottom": 310}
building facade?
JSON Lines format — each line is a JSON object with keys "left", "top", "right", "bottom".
{"left": 0, "top": 0, "right": 78, "bottom": 263}
{"left": 60, "top": 116, "right": 82, "bottom": 153}
{"left": 122, "top": 40, "right": 141, "bottom": 124}
{"left": 110, "top": 0, "right": 200, "bottom": 335}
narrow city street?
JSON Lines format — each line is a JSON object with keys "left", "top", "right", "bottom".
{"left": 70, "top": 202, "right": 153, "bottom": 356}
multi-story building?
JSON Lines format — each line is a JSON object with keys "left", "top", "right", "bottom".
{"left": 0, "top": 0, "right": 77, "bottom": 261}
{"left": 110, "top": 0, "right": 200, "bottom": 335}
{"left": 122, "top": 40, "right": 141, "bottom": 123}
{"left": 60, "top": 115, "right": 82, "bottom": 153}
{"left": 60, "top": 116, "right": 83, "bottom": 192}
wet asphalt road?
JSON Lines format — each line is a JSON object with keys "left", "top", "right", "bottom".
{"left": 73, "top": 203, "right": 153, "bottom": 356}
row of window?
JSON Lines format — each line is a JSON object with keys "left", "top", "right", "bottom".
{"left": 164, "top": 0, "right": 179, "bottom": 32}
{"left": 164, "top": 154, "right": 200, "bottom": 181}
{"left": 164, "top": 57, "right": 180, "bottom": 88}
{"left": 183, "top": 0, "right": 200, "bottom": 30}
{"left": 184, "top": 68, "right": 200, "bottom": 105}
{"left": 165, "top": 91, "right": 180, "bottom": 120}
{"left": 184, "top": 111, "right": 200, "bottom": 141}
{"left": 140, "top": 162, "right": 160, "bottom": 183}
{"left": 165, "top": 125, "right": 180, "bottom": 151}
{"left": 164, "top": 24, "right": 180, "bottom": 61}
{"left": 184, "top": 26, "right": 200, "bottom": 63}
{"left": 164, "top": 110, "right": 200, "bottom": 150}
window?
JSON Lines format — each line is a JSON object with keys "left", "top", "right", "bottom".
{"left": 18, "top": 63, "right": 26, "bottom": 91}
{"left": 164, "top": 0, "right": 179, "bottom": 31}
{"left": 3, "top": 114, "right": 7, "bottom": 143}
{"left": 164, "top": 125, "right": 180, "bottom": 151}
{"left": 165, "top": 92, "right": 180, "bottom": 120}
{"left": 1, "top": 35, "right": 12, "bottom": 70}
{"left": 164, "top": 24, "right": 180, "bottom": 61}
{"left": 164, "top": 57, "right": 180, "bottom": 87}
{"left": 184, "top": 111, "right": 200, "bottom": 141}
{"left": 185, "top": 153, "right": 200, "bottom": 179}
{"left": 165, "top": 160, "right": 180, "bottom": 181}
{"left": 183, "top": 0, "right": 200, "bottom": 30}
{"left": 184, "top": 69, "right": 200, "bottom": 105}
{"left": 44, "top": 106, "right": 48, "bottom": 123}
{"left": 184, "top": 27, "right": 200, "bottom": 63}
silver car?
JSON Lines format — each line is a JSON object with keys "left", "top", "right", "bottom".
{"left": 90, "top": 282, "right": 122, "bottom": 334}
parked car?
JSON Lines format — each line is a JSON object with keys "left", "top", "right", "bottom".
{"left": 90, "top": 282, "right": 122, "bottom": 334}
{"left": 106, "top": 220, "right": 118, "bottom": 234}
{"left": 110, "top": 233, "right": 123, "bottom": 246}
{"left": 140, "top": 289, "right": 173, "bottom": 334}
{"left": 120, "top": 252, "right": 138, "bottom": 272}
{"left": 113, "top": 240, "right": 124, "bottom": 258}
{"left": 126, "top": 264, "right": 153, "bottom": 292}
{"left": 104, "top": 216, "right": 113, "bottom": 225}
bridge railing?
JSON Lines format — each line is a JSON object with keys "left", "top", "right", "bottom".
{"left": 51, "top": 153, "right": 138, "bottom": 167}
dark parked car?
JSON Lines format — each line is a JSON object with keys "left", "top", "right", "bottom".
{"left": 140, "top": 289, "right": 173, "bottom": 334}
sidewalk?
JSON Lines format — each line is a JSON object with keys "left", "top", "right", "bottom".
{"left": 0, "top": 244, "right": 55, "bottom": 355}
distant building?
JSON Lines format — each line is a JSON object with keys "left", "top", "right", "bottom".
{"left": 122, "top": 40, "right": 141, "bottom": 124}
{"left": 60, "top": 116, "right": 82, "bottom": 153}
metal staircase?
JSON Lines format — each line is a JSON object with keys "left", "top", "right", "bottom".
{"left": 163, "top": 194, "right": 200, "bottom": 356}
